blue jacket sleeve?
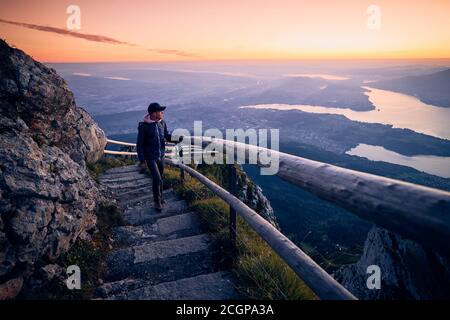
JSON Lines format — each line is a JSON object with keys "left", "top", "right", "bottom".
{"left": 136, "top": 122, "right": 145, "bottom": 162}
{"left": 163, "top": 120, "right": 173, "bottom": 142}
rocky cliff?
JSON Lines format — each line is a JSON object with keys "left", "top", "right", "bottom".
{"left": 335, "top": 226, "right": 450, "bottom": 299}
{"left": 0, "top": 39, "right": 108, "bottom": 298}
{"left": 236, "top": 166, "right": 279, "bottom": 229}
{"left": 195, "top": 163, "right": 279, "bottom": 229}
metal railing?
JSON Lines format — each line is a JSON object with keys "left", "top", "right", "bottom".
{"left": 102, "top": 136, "right": 450, "bottom": 300}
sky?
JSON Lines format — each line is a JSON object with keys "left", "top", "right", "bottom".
{"left": 0, "top": 0, "right": 449, "bottom": 62}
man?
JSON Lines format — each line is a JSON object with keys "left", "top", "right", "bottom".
{"left": 136, "top": 102, "right": 182, "bottom": 212}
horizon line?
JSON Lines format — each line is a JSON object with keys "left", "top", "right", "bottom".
{"left": 44, "top": 57, "right": 450, "bottom": 64}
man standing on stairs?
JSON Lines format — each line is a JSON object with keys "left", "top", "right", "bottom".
{"left": 136, "top": 102, "right": 182, "bottom": 212}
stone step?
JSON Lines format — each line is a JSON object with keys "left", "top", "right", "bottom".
{"left": 108, "top": 180, "right": 152, "bottom": 191}
{"left": 124, "top": 199, "right": 189, "bottom": 226}
{"left": 106, "top": 234, "right": 214, "bottom": 284}
{"left": 157, "top": 212, "right": 200, "bottom": 235}
{"left": 96, "top": 278, "right": 142, "bottom": 299}
{"left": 113, "top": 212, "right": 202, "bottom": 246}
{"left": 109, "top": 272, "right": 239, "bottom": 300}
{"left": 110, "top": 184, "right": 154, "bottom": 196}
{"left": 105, "top": 179, "right": 152, "bottom": 190}
{"left": 104, "top": 165, "right": 141, "bottom": 175}
{"left": 119, "top": 189, "right": 175, "bottom": 208}
{"left": 116, "top": 185, "right": 153, "bottom": 201}
{"left": 96, "top": 164, "right": 239, "bottom": 300}
{"left": 99, "top": 173, "right": 150, "bottom": 184}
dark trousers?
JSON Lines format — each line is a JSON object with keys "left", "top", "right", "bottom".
{"left": 146, "top": 159, "right": 164, "bottom": 204}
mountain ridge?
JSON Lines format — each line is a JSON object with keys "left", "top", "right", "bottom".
{"left": 371, "top": 68, "right": 450, "bottom": 108}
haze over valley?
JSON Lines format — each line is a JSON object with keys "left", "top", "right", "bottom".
{"left": 51, "top": 60, "right": 450, "bottom": 270}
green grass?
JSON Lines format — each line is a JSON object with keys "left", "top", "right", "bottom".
{"left": 163, "top": 165, "right": 317, "bottom": 300}
{"left": 55, "top": 202, "right": 125, "bottom": 299}
{"left": 87, "top": 156, "right": 135, "bottom": 181}
{"left": 18, "top": 201, "right": 125, "bottom": 300}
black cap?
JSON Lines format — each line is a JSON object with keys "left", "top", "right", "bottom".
{"left": 148, "top": 102, "right": 166, "bottom": 113}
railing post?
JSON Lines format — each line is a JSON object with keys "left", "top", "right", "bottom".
{"left": 229, "top": 165, "right": 237, "bottom": 253}
{"left": 180, "top": 167, "right": 185, "bottom": 185}
{"left": 179, "top": 147, "right": 185, "bottom": 186}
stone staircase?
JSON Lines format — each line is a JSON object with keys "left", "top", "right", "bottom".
{"left": 95, "top": 164, "right": 239, "bottom": 300}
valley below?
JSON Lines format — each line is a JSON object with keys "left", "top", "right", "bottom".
{"left": 51, "top": 61, "right": 450, "bottom": 273}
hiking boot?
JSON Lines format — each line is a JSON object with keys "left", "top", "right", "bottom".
{"left": 154, "top": 201, "right": 163, "bottom": 212}
{"left": 138, "top": 161, "right": 147, "bottom": 174}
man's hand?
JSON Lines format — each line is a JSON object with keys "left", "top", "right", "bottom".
{"left": 138, "top": 161, "right": 146, "bottom": 173}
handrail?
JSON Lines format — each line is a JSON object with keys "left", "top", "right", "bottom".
{"left": 106, "top": 139, "right": 136, "bottom": 147}
{"left": 165, "top": 158, "right": 357, "bottom": 300}
{"left": 106, "top": 138, "right": 177, "bottom": 147}
{"left": 104, "top": 138, "right": 207, "bottom": 157}
{"left": 103, "top": 149, "right": 189, "bottom": 156}
{"left": 182, "top": 136, "right": 450, "bottom": 256}
{"left": 104, "top": 150, "right": 137, "bottom": 156}
{"left": 102, "top": 136, "right": 450, "bottom": 299}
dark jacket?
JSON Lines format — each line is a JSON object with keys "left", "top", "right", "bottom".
{"left": 136, "top": 119, "right": 174, "bottom": 161}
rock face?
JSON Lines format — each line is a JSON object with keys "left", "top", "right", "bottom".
{"left": 335, "top": 226, "right": 450, "bottom": 299}
{"left": 0, "top": 39, "right": 108, "bottom": 298}
{"left": 236, "top": 166, "right": 279, "bottom": 229}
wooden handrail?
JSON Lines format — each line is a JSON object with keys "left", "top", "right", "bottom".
{"left": 104, "top": 150, "right": 137, "bottom": 156}
{"left": 104, "top": 136, "right": 450, "bottom": 299}
{"left": 106, "top": 139, "right": 136, "bottom": 147}
{"left": 183, "top": 136, "right": 450, "bottom": 256}
{"left": 165, "top": 158, "right": 357, "bottom": 300}
{"left": 104, "top": 139, "right": 211, "bottom": 157}
{"left": 106, "top": 139, "right": 177, "bottom": 147}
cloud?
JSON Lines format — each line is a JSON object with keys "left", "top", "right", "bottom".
{"left": 148, "top": 49, "right": 201, "bottom": 58}
{"left": 104, "top": 76, "right": 131, "bottom": 81}
{"left": 0, "top": 18, "right": 200, "bottom": 59}
{"left": 72, "top": 72, "right": 92, "bottom": 77}
{"left": 0, "top": 18, "right": 136, "bottom": 46}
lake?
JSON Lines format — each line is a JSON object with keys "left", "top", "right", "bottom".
{"left": 241, "top": 86, "right": 450, "bottom": 178}
{"left": 346, "top": 144, "right": 450, "bottom": 178}
{"left": 241, "top": 87, "right": 450, "bottom": 140}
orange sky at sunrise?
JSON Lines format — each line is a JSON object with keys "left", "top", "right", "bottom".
{"left": 0, "top": 0, "right": 449, "bottom": 62}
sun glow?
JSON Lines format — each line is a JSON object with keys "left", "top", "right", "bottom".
{"left": 1, "top": 0, "right": 449, "bottom": 62}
